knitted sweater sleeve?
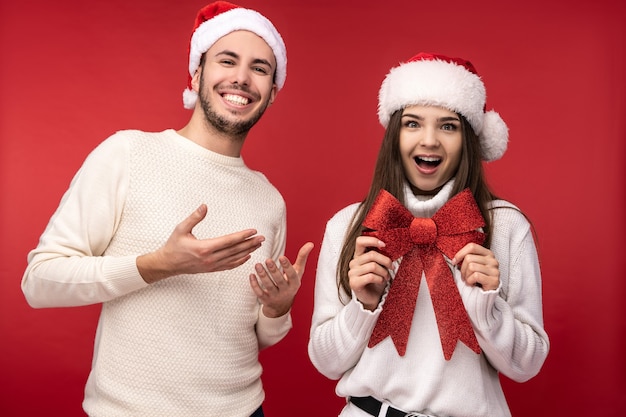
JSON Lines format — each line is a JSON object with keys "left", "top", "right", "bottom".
{"left": 457, "top": 203, "right": 550, "bottom": 382}
{"left": 22, "top": 134, "right": 148, "bottom": 308}
{"left": 308, "top": 205, "right": 382, "bottom": 380}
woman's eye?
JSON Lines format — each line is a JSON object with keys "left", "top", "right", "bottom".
{"left": 442, "top": 123, "right": 458, "bottom": 131}
{"left": 405, "top": 121, "right": 418, "bottom": 128}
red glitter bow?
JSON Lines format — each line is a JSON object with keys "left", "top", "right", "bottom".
{"left": 363, "top": 188, "right": 485, "bottom": 360}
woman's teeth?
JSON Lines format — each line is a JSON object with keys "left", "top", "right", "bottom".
{"left": 415, "top": 156, "right": 441, "bottom": 167}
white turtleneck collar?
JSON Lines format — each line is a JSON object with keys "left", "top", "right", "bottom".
{"left": 402, "top": 179, "right": 456, "bottom": 219}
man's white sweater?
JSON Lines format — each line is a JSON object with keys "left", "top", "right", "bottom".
{"left": 22, "top": 129, "right": 290, "bottom": 417}
{"left": 308, "top": 181, "right": 549, "bottom": 417}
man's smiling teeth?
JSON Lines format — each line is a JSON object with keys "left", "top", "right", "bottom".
{"left": 223, "top": 94, "right": 249, "bottom": 106}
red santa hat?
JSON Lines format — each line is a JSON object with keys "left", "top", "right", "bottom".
{"left": 182, "top": 1, "right": 287, "bottom": 109}
{"left": 377, "top": 52, "right": 508, "bottom": 161}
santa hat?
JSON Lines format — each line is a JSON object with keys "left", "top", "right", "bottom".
{"left": 377, "top": 52, "right": 508, "bottom": 161}
{"left": 182, "top": 1, "right": 287, "bottom": 109}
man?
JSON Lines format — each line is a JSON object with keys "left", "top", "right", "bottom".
{"left": 21, "top": 2, "right": 313, "bottom": 416}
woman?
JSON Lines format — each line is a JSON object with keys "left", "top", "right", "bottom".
{"left": 308, "top": 52, "right": 549, "bottom": 417}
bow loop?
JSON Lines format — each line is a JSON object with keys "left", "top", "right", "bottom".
{"left": 363, "top": 189, "right": 415, "bottom": 230}
{"left": 436, "top": 230, "right": 485, "bottom": 260}
{"left": 364, "top": 188, "right": 485, "bottom": 359}
{"left": 432, "top": 188, "right": 485, "bottom": 235}
{"left": 363, "top": 191, "right": 418, "bottom": 259}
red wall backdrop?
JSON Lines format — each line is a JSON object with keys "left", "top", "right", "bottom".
{"left": 1, "top": 0, "right": 624, "bottom": 415}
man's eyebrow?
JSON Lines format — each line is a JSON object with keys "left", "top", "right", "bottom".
{"left": 215, "top": 50, "right": 239, "bottom": 59}
{"left": 215, "top": 50, "right": 273, "bottom": 68}
{"left": 251, "top": 58, "right": 273, "bottom": 68}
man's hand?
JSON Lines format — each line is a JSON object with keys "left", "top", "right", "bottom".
{"left": 249, "top": 242, "right": 314, "bottom": 318}
{"left": 137, "top": 204, "right": 265, "bottom": 283}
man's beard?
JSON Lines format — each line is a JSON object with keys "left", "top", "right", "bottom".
{"left": 198, "top": 73, "right": 270, "bottom": 137}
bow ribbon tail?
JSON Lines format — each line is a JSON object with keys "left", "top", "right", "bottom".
{"left": 424, "top": 248, "right": 481, "bottom": 360}
{"left": 368, "top": 249, "right": 422, "bottom": 356}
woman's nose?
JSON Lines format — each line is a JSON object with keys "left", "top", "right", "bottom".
{"left": 419, "top": 127, "right": 439, "bottom": 147}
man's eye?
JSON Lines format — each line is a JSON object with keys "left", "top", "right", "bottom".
{"left": 253, "top": 67, "right": 270, "bottom": 75}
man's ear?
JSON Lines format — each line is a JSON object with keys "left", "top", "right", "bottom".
{"left": 268, "top": 84, "right": 278, "bottom": 106}
{"left": 191, "top": 67, "right": 202, "bottom": 93}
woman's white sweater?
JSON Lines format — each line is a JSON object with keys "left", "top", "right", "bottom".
{"left": 308, "top": 181, "right": 549, "bottom": 417}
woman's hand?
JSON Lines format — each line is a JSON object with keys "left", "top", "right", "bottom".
{"left": 348, "top": 236, "right": 393, "bottom": 311}
{"left": 452, "top": 243, "right": 500, "bottom": 291}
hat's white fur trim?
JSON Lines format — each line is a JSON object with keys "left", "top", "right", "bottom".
{"left": 183, "top": 88, "right": 197, "bottom": 110}
{"left": 377, "top": 58, "right": 508, "bottom": 161}
{"left": 184, "top": 7, "right": 287, "bottom": 109}
{"left": 378, "top": 59, "right": 485, "bottom": 130}
{"left": 480, "top": 111, "right": 508, "bottom": 161}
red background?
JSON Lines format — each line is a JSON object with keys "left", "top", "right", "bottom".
{"left": 1, "top": 0, "right": 625, "bottom": 415}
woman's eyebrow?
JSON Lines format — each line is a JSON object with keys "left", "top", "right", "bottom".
{"left": 438, "top": 116, "right": 461, "bottom": 122}
{"left": 401, "top": 114, "right": 460, "bottom": 122}
{"left": 401, "top": 113, "right": 424, "bottom": 120}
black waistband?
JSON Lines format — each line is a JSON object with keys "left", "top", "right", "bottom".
{"left": 350, "top": 396, "right": 409, "bottom": 417}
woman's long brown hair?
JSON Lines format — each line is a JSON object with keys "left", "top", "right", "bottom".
{"left": 336, "top": 109, "right": 498, "bottom": 301}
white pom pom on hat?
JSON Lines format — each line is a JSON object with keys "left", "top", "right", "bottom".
{"left": 377, "top": 52, "right": 508, "bottom": 161}
{"left": 182, "top": 1, "right": 287, "bottom": 109}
